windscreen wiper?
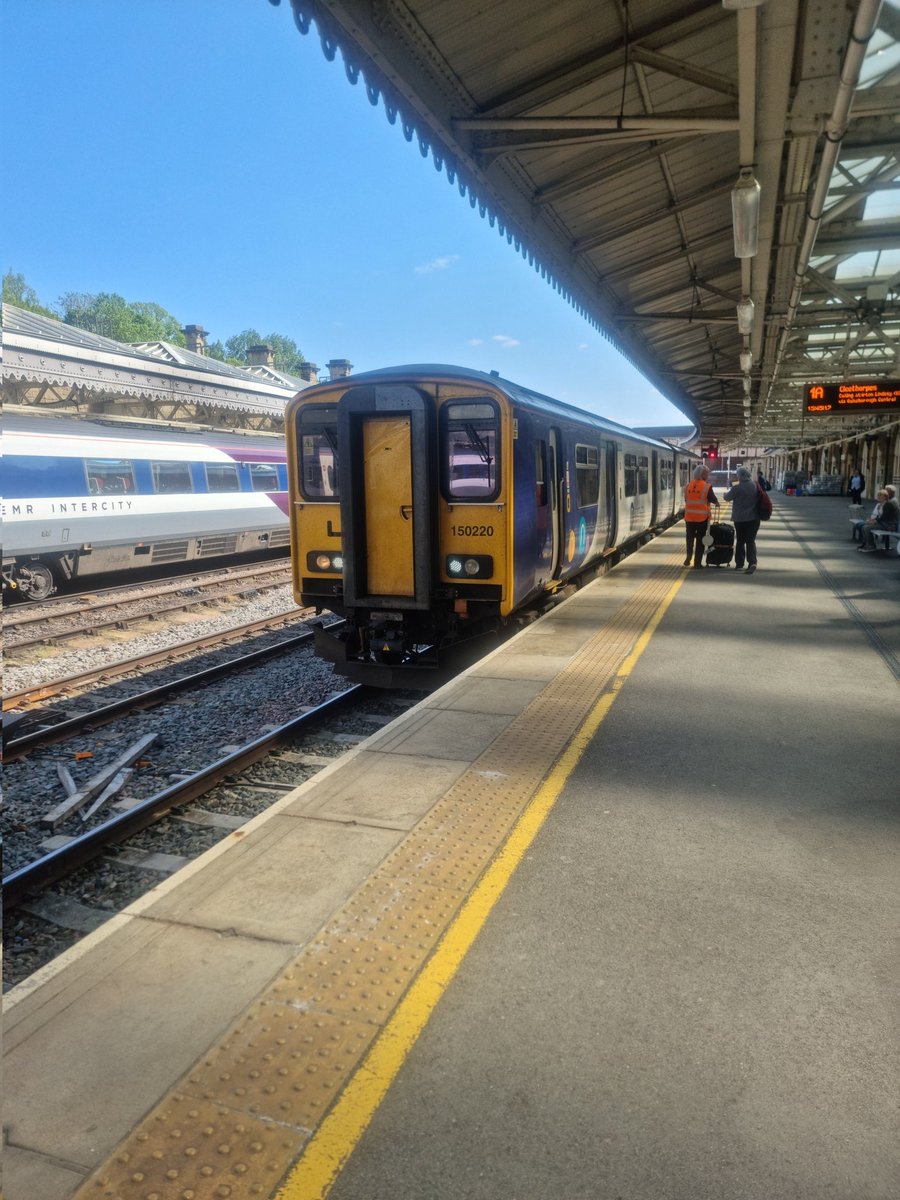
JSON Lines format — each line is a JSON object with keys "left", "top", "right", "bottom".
{"left": 464, "top": 422, "right": 493, "bottom": 466}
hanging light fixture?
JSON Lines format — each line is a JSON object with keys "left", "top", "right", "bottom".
{"left": 731, "top": 168, "right": 761, "bottom": 257}
{"left": 742, "top": 376, "right": 752, "bottom": 396}
{"left": 739, "top": 349, "right": 753, "bottom": 373}
{"left": 737, "top": 296, "right": 755, "bottom": 334}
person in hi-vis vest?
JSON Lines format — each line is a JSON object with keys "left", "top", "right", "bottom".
{"left": 683, "top": 464, "right": 717, "bottom": 569}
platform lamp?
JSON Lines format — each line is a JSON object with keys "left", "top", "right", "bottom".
{"left": 739, "top": 349, "right": 753, "bottom": 374}
{"left": 737, "top": 296, "right": 755, "bottom": 335}
{"left": 731, "top": 168, "right": 761, "bottom": 258}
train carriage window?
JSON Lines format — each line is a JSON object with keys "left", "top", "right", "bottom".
{"left": 151, "top": 461, "right": 193, "bottom": 494}
{"left": 205, "top": 463, "right": 240, "bottom": 492}
{"left": 248, "top": 462, "right": 279, "bottom": 492}
{"left": 85, "top": 458, "right": 135, "bottom": 495}
{"left": 297, "top": 408, "right": 339, "bottom": 501}
{"left": 624, "top": 454, "right": 637, "bottom": 498}
{"left": 638, "top": 456, "right": 649, "bottom": 494}
{"left": 575, "top": 444, "right": 600, "bottom": 507}
{"left": 441, "top": 399, "right": 499, "bottom": 501}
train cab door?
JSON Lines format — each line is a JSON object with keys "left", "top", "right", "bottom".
{"left": 548, "top": 427, "right": 563, "bottom": 578}
{"left": 650, "top": 450, "right": 660, "bottom": 526}
{"left": 337, "top": 385, "right": 433, "bottom": 609}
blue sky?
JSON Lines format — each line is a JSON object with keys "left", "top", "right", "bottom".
{"left": 4, "top": 0, "right": 686, "bottom": 428}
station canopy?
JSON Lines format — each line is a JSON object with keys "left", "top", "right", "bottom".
{"left": 275, "top": 0, "right": 900, "bottom": 449}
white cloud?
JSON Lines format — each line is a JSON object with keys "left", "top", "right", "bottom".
{"left": 468, "top": 338, "right": 484, "bottom": 346}
{"left": 578, "top": 342, "right": 589, "bottom": 350}
{"left": 414, "top": 254, "right": 460, "bottom": 274}
{"left": 492, "top": 334, "right": 520, "bottom": 349}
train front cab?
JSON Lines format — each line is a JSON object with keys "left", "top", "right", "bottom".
{"left": 287, "top": 378, "right": 513, "bottom": 684}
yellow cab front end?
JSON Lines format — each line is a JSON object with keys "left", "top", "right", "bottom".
{"left": 285, "top": 369, "right": 511, "bottom": 685}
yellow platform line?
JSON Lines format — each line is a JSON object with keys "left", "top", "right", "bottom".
{"left": 276, "top": 565, "right": 686, "bottom": 1199}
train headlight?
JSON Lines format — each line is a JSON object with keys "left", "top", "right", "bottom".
{"left": 445, "top": 554, "right": 493, "bottom": 579}
{"left": 307, "top": 551, "right": 343, "bottom": 572}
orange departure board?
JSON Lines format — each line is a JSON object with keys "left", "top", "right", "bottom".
{"left": 804, "top": 380, "right": 900, "bottom": 415}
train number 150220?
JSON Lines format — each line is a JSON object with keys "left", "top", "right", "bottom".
{"left": 450, "top": 524, "right": 494, "bottom": 537}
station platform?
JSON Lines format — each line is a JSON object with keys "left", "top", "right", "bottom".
{"left": 4, "top": 495, "right": 898, "bottom": 1200}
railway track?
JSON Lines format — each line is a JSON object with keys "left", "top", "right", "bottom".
{"left": 4, "top": 560, "right": 294, "bottom": 652}
{"left": 3, "top": 609, "right": 332, "bottom": 711}
{"left": 3, "top": 683, "right": 423, "bottom": 991}
{"left": 3, "top": 624, "right": 337, "bottom": 759}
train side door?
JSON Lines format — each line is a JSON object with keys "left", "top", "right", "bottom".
{"left": 548, "top": 427, "right": 562, "bottom": 578}
{"left": 602, "top": 441, "right": 617, "bottom": 547}
{"left": 650, "top": 450, "right": 660, "bottom": 526}
{"left": 337, "top": 385, "right": 433, "bottom": 609}
{"left": 616, "top": 442, "right": 632, "bottom": 539}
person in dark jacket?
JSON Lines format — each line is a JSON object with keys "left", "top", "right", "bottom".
{"left": 724, "top": 466, "right": 761, "bottom": 574}
{"left": 756, "top": 468, "right": 771, "bottom": 491}
{"left": 848, "top": 469, "right": 865, "bottom": 505}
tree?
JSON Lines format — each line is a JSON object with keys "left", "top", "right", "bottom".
{"left": 2, "top": 271, "right": 55, "bottom": 317}
{"left": 224, "top": 328, "right": 305, "bottom": 375}
{"left": 56, "top": 291, "right": 186, "bottom": 345}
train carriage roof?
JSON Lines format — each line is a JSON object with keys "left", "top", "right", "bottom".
{"left": 310, "top": 363, "right": 691, "bottom": 453}
{"left": 1, "top": 411, "right": 287, "bottom": 457}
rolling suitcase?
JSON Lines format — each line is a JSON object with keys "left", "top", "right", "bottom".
{"left": 705, "top": 521, "right": 735, "bottom": 567}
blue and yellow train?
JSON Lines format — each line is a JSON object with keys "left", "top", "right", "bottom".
{"left": 286, "top": 364, "right": 695, "bottom": 684}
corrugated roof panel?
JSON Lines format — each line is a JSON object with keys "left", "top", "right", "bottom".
{"left": 277, "top": 0, "right": 899, "bottom": 447}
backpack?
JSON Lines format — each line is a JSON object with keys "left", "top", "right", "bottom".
{"left": 757, "top": 484, "right": 773, "bottom": 521}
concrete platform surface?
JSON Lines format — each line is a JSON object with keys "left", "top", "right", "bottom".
{"left": 2, "top": 496, "right": 897, "bottom": 1200}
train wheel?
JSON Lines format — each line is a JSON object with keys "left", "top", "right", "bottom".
{"left": 15, "top": 562, "right": 55, "bottom": 600}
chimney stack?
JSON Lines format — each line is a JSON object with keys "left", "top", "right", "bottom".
{"left": 299, "top": 361, "right": 319, "bottom": 384}
{"left": 182, "top": 325, "right": 208, "bottom": 355}
{"left": 327, "top": 358, "right": 353, "bottom": 380}
{"left": 248, "top": 343, "right": 274, "bottom": 367}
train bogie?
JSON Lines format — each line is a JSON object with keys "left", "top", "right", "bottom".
{"left": 286, "top": 365, "right": 694, "bottom": 685}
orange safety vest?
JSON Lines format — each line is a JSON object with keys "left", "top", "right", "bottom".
{"left": 684, "top": 479, "right": 712, "bottom": 522}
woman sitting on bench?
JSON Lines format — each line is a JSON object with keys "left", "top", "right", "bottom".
{"left": 852, "top": 490, "right": 885, "bottom": 542}
{"left": 858, "top": 486, "right": 899, "bottom": 551}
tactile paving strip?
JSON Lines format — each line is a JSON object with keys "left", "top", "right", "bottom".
{"left": 76, "top": 554, "right": 682, "bottom": 1200}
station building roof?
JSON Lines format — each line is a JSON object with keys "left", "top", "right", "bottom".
{"left": 1, "top": 304, "right": 306, "bottom": 428}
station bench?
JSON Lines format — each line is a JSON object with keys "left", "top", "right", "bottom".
{"left": 872, "top": 529, "right": 900, "bottom": 554}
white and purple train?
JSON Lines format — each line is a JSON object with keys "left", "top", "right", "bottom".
{"left": 1, "top": 414, "right": 290, "bottom": 600}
